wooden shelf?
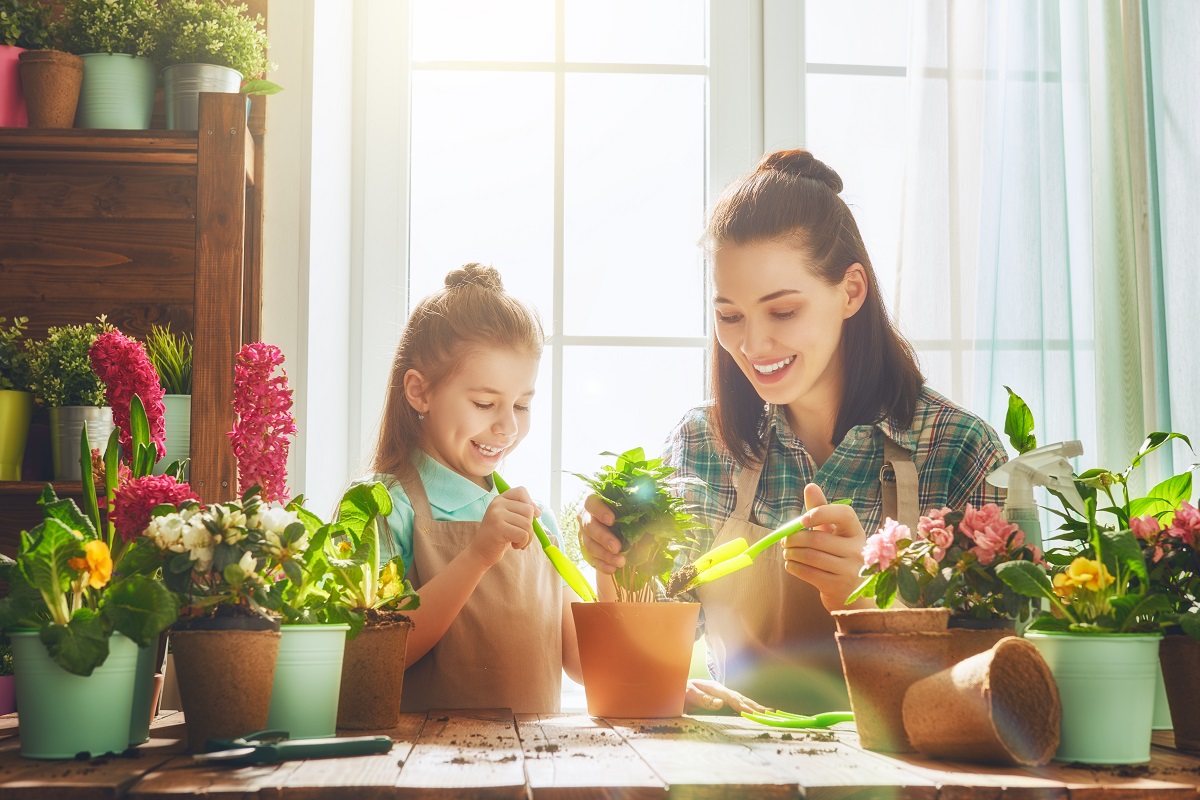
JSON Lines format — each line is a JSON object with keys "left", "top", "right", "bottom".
{"left": 0, "top": 481, "right": 83, "bottom": 496}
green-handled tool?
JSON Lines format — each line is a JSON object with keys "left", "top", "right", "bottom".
{"left": 194, "top": 731, "right": 394, "bottom": 765}
{"left": 492, "top": 471, "right": 597, "bottom": 602}
{"left": 741, "top": 710, "right": 854, "bottom": 729}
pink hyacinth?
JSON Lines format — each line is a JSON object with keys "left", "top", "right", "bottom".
{"left": 227, "top": 342, "right": 296, "bottom": 503}
{"left": 89, "top": 330, "right": 167, "bottom": 462}
{"left": 862, "top": 518, "right": 910, "bottom": 571}
{"left": 1167, "top": 501, "right": 1200, "bottom": 547}
{"left": 958, "top": 503, "right": 1019, "bottom": 566}
{"left": 917, "top": 507, "right": 955, "bottom": 562}
{"left": 111, "top": 474, "right": 200, "bottom": 542}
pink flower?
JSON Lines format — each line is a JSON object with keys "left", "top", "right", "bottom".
{"left": 111, "top": 474, "right": 200, "bottom": 542}
{"left": 958, "top": 503, "right": 1019, "bottom": 566}
{"left": 862, "top": 518, "right": 911, "bottom": 571}
{"left": 1130, "top": 515, "right": 1163, "bottom": 541}
{"left": 917, "top": 507, "right": 955, "bottom": 561}
{"left": 227, "top": 343, "right": 296, "bottom": 503}
{"left": 1167, "top": 501, "right": 1200, "bottom": 547}
{"left": 89, "top": 330, "right": 167, "bottom": 462}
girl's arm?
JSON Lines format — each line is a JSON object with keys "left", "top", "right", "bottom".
{"left": 560, "top": 588, "right": 582, "bottom": 684}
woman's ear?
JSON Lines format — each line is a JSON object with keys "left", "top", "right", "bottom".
{"left": 403, "top": 369, "right": 431, "bottom": 415}
{"left": 841, "top": 263, "right": 869, "bottom": 319}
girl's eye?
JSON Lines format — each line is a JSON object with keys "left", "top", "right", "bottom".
{"left": 715, "top": 311, "right": 742, "bottom": 324}
{"left": 771, "top": 310, "right": 797, "bottom": 320}
{"left": 515, "top": 404, "right": 531, "bottom": 413}
{"left": 473, "top": 402, "right": 493, "bottom": 410}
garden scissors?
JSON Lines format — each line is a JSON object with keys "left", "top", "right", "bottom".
{"left": 741, "top": 710, "right": 855, "bottom": 729}
{"left": 193, "top": 730, "right": 393, "bottom": 766}
{"left": 492, "top": 472, "right": 598, "bottom": 602}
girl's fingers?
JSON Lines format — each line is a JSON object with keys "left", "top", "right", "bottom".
{"left": 583, "top": 493, "right": 615, "bottom": 526}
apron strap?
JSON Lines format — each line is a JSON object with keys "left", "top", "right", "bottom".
{"left": 730, "top": 459, "right": 767, "bottom": 522}
{"left": 396, "top": 466, "right": 435, "bottom": 521}
{"left": 881, "top": 437, "right": 920, "bottom": 532}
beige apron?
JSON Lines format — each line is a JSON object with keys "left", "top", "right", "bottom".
{"left": 695, "top": 433, "right": 920, "bottom": 713}
{"left": 399, "top": 473, "right": 563, "bottom": 714}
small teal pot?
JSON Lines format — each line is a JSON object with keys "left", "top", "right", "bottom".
{"left": 11, "top": 630, "right": 138, "bottom": 759}
{"left": 129, "top": 641, "right": 161, "bottom": 745}
{"left": 1026, "top": 630, "right": 1161, "bottom": 764}
{"left": 153, "top": 394, "right": 190, "bottom": 479}
{"left": 77, "top": 53, "right": 156, "bottom": 129}
{"left": 266, "top": 624, "right": 350, "bottom": 738}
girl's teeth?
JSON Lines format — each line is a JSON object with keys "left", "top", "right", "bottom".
{"left": 753, "top": 356, "right": 795, "bottom": 374}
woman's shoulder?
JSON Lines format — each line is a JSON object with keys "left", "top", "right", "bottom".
{"left": 912, "top": 386, "right": 1006, "bottom": 450}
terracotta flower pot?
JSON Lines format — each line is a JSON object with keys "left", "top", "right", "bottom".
{"left": 1160, "top": 634, "right": 1200, "bottom": 753}
{"left": 17, "top": 50, "right": 83, "bottom": 128}
{"left": 170, "top": 623, "right": 281, "bottom": 752}
{"left": 573, "top": 601, "right": 700, "bottom": 718}
{"left": 903, "top": 637, "right": 1060, "bottom": 765}
{"left": 831, "top": 607, "right": 951, "bottom": 635}
{"left": 337, "top": 619, "right": 412, "bottom": 730}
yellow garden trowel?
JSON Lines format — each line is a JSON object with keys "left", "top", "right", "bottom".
{"left": 492, "top": 472, "right": 597, "bottom": 602}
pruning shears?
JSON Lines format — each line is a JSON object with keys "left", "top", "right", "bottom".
{"left": 492, "top": 472, "right": 597, "bottom": 602}
{"left": 741, "top": 710, "right": 855, "bottom": 729}
{"left": 680, "top": 499, "right": 854, "bottom": 593}
{"left": 192, "top": 730, "right": 393, "bottom": 766}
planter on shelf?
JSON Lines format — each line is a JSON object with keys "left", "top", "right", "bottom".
{"left": 0, "top": 389, "right": 33, "bottom": 480}
{"left": 48, "top": 405, "right": 114, "bottom": 481}
{"left": 11, "top": 630, "right": 138, "bottom": 759}
{"left": 18, "top": 50, "right": 84, "bottom": 128}
{"left": 153, "top": 394, "right": 190, "bottom": 478}
{"left": 170, "top": 615, "right": 280, "bottom": 752}
{"left": 1026, "top": 630, "right": 1161, "bottom": 764}
{"left": 162, "top": 63, "right": 240, "bottom": 130}
{"left": 76, "top": 53, "right": 156, "bottom": 129}
{"left": 337, "top": 617, "right": 412, "bottom": 730}
{"left": 266, "top": 623, "right": 349, "bottom": 739}
{"left": 572, "top": 601, "right": 700, "bottom": 718}
{"left": 0, "top": 44, "right": 28, "bottom": 126}
{"left": 1160, "top": 633, "right": 1200, "bottom": 753}
{"left": 1153, "top": 661, "right": 1173, "bottom": 732}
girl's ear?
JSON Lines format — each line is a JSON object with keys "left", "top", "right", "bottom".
{"left": 403, "top": 369, "right": 431, "bottom": 414}
{"left": 841, "top": 263, "right": 869, "bottom": 319}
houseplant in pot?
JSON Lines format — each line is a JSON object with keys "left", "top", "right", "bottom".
{"left": 1, "top": 0, "right": 52, "bottom": 126}
{"left": 57, "top": 0, "right": 157, "bottom": 129}
{"left": 144, "top": 324, "right": 191, "bottom": 478}
{"left": 12, "top": 2, "right": 85, "bottom": 128}
{"left": 0, "top": 316, "right": 33, "bottom": 481}
{"left": 572, "top": 446, "right": 702, "bottom": 718}
{"left": 24, "top": 318, "right": 115, "bottom": 481}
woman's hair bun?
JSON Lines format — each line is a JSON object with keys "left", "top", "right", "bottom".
{"left": 756, "top": 149, "right": 843, "bottom": 194}
{"left": 444, "top": 263, "right": 504, "bottom": 292}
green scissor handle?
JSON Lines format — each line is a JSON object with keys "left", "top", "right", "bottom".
{"left": 196, "top": 731, "right": 394, "bottom": 765}
{"left": 492, "top": 472, "right": 597, "bottom": 602}
{"left": 741, "top": 710, "right": 854, "bottom": 729}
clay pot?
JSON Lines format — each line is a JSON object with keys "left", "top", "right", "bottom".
{"left": 947, "top": 617, "right": 1016, "bottom": 664}
{"left": 903, "top": 637, "right": 1060, "bottom": 765}
{"left": 573, "top": 602, "right": 700, "bottom": 718}
{"left": 337, "top": 619, "right": 412, "bottom": 730}
{"left": 832, "top": 607, "right": 951, "bottom": 635}
{"left": 1160, "top": 634, "right": 1200, "bottom": 753}
{"left": 17, "top": 50, "right": 83, "bottom": 128}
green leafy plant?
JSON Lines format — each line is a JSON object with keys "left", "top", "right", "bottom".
{"left": 144, "top": 325, "right": 192, "bottom": 396}
{"left": 58, "top": 0, "right": 156, "bottom": 57}
{"left": 24, "top": 318, "right": 113, "bottom": 408}
{"left": 151, "top": 0, "right": 275, "bottom": 79}
{"left": 574, "top": 447, "right": 702, "bottom": 602}
{"left": 0, "top": 316, "right": 31, "bottom": 392}
{"left": 0, "top": 0, "right": 52, "bottom": 49}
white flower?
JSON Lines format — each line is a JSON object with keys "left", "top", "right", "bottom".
{"left": 238, "top": 550, "right": 262, "bottom": 584}
{"left": 257, "top": 504, "right": 298, "bottom": 535}
{"left": 148, "top": 513, "right": 187, "bottom": 552}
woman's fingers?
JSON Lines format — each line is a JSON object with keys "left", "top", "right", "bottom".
{"left": 685, "top": 679, "right": 772, "bottom": 715}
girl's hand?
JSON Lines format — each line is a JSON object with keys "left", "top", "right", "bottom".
{"left": 782, "top": 483, "right": 872, "bottom": 611}
{"left": 579, "top": 493, "right": 626, "bottom": 574}
{"left": 469, "top": 487, "right": 538, "bottom": 568}
{"left": 685, "top": 679, "right": 771, "bottom": 715}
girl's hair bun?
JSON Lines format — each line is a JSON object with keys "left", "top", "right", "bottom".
{"left": 756, "top": 149, "right": 843, "bottom": 194}
{"left": 444, "top": 262, "right": 504, "bottom": 292}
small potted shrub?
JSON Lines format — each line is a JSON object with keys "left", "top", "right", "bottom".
{"left": 1, "top": 0, "right": 51, "bottom": 125}
{"left": 572, "top": 447, "right": 703, "bottom": 718}
{"left": 10, "top": 1, "right": 85, "bottom": 128}
{"left": 0, "top": 316, "right": 33, "bottom": 480}
{"left": 57, "top": 0, "right": 157, "bottom": 129}
{"left": 144, "top": 324, "right": 192, "bottom": 477}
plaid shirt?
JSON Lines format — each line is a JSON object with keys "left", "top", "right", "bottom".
{"left": 663, "top": 386, "right": 1008, "bottom": 552}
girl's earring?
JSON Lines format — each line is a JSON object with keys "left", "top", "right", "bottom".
{"left": 418, "top": 413, "right": 425, "bottom": 420}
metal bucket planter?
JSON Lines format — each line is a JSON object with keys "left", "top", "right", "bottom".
{"left": 0, "top": 390, "right": 33, "bottom": 480}
{"left": 162, "top": 63, "right": 241, "bottom": 131}
{"left": 267, "top": 624, "right": 350, "bottom": 738}
{"left": 77, "top": 53, "right": 156, "bottom": 129}
{"left": 48, "top": 406, "right": 114, "bottom": 481}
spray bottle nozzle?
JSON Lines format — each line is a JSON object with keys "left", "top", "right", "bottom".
{"left": 987, "top": 440, "right": 1086, "bottom": 516}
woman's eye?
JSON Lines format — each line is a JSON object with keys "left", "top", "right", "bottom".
{"left": 473, "top": 402, "right": 493, "bottom": 410}
{"left": 515, "top": 404, "right": 531, "bottom": 413}
{"left": 771, "top": 310, "right": 797, "bottom": 320}
{"left": 715, "top": 311, "right": 742, "bottom": 324}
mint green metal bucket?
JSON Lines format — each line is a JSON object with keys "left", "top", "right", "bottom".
{"left": 153, "top": 394, "right": 191, "bottom": 479}
{"left": 266, "top": 624, "right": 350, "bottom": 738}
{"left": 12, "top": 630, "right": 138, "bottom": 758}
{"left": 129, "top": 642, "right": 159, "bottom": 745}
{"left": 77, "top": 53, "right": 156, "bottom": 129}
{"left": 1026, "top": 631, "right": 1161, "bottom": 764}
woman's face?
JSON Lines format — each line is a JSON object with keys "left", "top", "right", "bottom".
{"left": 712, "top": 240, "right": 865, "bottom": 411}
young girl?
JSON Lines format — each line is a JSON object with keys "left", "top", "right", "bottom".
{"left": 367, "top": 263, "right": 581, "bottom": 713}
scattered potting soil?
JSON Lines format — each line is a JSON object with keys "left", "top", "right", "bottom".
{"left": 805, "top": 732, "right": 836, "bottom": 743}
{"left": 498, "top": 755, "right": 518, "bottom": 762}
{"left": 534, "top": 744, "right": 560, "bottom": 753}
{"left": 448, "top": 757, "right": 469, "bottom": 765}
{"left": 1061, "top": 761, "right": 1200, "bottom": 779}
{"left": 666, "top": 566, "right": 697, "bottom": 598}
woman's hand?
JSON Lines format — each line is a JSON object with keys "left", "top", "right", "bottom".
{"left": 685, "top": 679, "right": 772, "bottom": 715}
{"left": 782, "top": 483, "right": 873, "bottom": 611}
{"left": 580, "top": 494, "right": 626, "bottom": 575}
{"left": 468, "top": 487, "right": 537, "bottom": 568}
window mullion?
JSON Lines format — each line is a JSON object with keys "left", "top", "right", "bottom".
{"left": 551, "top": 0, "right": 566, "bottom": 515}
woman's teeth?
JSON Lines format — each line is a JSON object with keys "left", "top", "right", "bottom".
{"left": 753, "top": 356, "right": 795, "bottom": 375}
{"left": 475, "top": 442, "right": 503, "bottom": 456}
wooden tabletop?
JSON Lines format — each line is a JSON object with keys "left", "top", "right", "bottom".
{"left": 0, "top": 710, "right": 1197, "bottom": 799}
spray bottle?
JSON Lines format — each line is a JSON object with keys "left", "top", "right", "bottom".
{"left": 986, "top": 440, "right": 1086, "bottom": 550}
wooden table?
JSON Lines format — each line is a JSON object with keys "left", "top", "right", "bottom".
{"left": 0, "top": 710, "right": 1198, "bottom": 799}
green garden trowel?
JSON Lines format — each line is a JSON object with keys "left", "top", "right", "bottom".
{"left": 492, "top": 472, "right": 597, "bottom": 602}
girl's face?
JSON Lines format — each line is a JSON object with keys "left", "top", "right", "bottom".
{"left": 712, "top": 239, "right": 866, "bottom": 412}
{"left": 405, "top": 347, "right": 539, "bottom": 487}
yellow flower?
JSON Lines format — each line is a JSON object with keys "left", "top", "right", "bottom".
{"left": 69, "top": 540, "right": 113, "bottom": 590}
{"left": 1052, "top": 572, "right": 1075, "bottom": 599}
{"left": 1058, "top": 557, "right": 1115, "bottom": 594}
{"left": 337, "top": 540, "right": 353, "bottom": 556}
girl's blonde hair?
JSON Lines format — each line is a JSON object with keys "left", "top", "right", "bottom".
{"left": 372, "top": 263, "right": 545, "bottom": 480}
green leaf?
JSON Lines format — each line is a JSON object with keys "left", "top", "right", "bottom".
{"left": 39, "top": 609, "right": 112, "bottom": 676}
{"left": 1177, "top": 611, "right": 1200, "bottom": 640}
{"left": 897, "top": 566, "right": 921, "bottom": 605}
{"left": 1003, "top": 386, "right": 1037, "bottom": 454}
{"left": 40, "top": 495, "right": 97, "bottom": 542}
{"left": 1109, "top": 593, "right": 1171, "bottom": 632}
{"left": 18, "top": 519, "right": 84, "bottom": 614}
{"left": 80, "top": 422, "right": 100, "bottom": 535}
{"left": 282, "top": 558, "right": 303, "bottom": 587}
{"left": 240, "top": 79, "right": 284, "bottom": 95}
{"left": 115, "top": 538, "right": 164, "bottom": 577}
{"left": 1130, "top": 432, "right": 1192, "bottom": 470}
{"left": 1096, "top": 528, "right": 1147, "bottom": 584}
{"left": 1026, "top": 615, "right": 1072, "bottom": 633}
{"left": 845, "top": 572, "right": 878, "bottom": 606}
{"left": 104, "top": 428, "right": 119, "bottom": 544}
{"left": 1128, "top": 473, "right": 1194, "bottom": 521}
{"left": 876, "top": 570, "right": 898, "bottom": 609}
{"left": 995, "top": 561, "right": 1057, "bottom": 601}
{"left": 102, "top": 576, "right": 179, "bottom": 647}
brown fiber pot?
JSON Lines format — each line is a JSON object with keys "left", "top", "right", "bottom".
{"left": 1160, "top": 634, "right": 1200, "bottom": 752}
{"left": 947, "top": 618, "right": 1016, "bottom": 664}
{"left": 170, "top": 628, "right": 281, "bottom": 752}
{"left": 573, "top": 602, "right": 700, "bottom": 718}
{"left": 337, "top": 620, "right": 412, "bottom": 730}
{"left": 832, "top": 607, "right": 951, "bottom": 635}
{"left": 18, "top": 50, "right": 83, "bottom": 128}
{"left": 903, "top": 637, "right": 1060, "bottom": 765}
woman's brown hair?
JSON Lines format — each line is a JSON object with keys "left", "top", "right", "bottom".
{"left": 705, "top": 149, "right": 923, "bottom": 465}
{"left": 371, "top": 263, "right": 545, "bottom": 480}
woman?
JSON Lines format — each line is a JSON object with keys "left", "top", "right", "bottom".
{"left": 581, "top": 150, "right": 1007, "bottom": 713}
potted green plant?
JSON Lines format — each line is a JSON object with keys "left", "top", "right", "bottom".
{"left": 150, "top": 0, "right": 278, "bottom": 131}
{"left": 24, "top": 318, "right": 115, "bottom": 481}
{"left": 9, "top": 1, "right": 85, "bottom": 128}
{"left": 0, "top": 316, "right": 33, "bottom": 481}
{"left": 144, "top": 324, "right": 192, "bottom": 477}
{"left": 57, "top": 0, "right": 157, "bottom": 129}
{"left": 1, "top": 0, "right": 51, "bottom": 125}
{"left": 572, "top": 447, "right": 703, "bottom": 718}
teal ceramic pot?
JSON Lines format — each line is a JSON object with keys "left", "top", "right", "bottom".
{"left": 266, "top": 624, "right": 350, "bottom": 738}
{"left": 77, "top": 53, "right": 156, "bottom": 129}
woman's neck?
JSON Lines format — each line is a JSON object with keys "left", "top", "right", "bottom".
{"left": 784, "top": 369, "right": 843, "bottom": 469}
